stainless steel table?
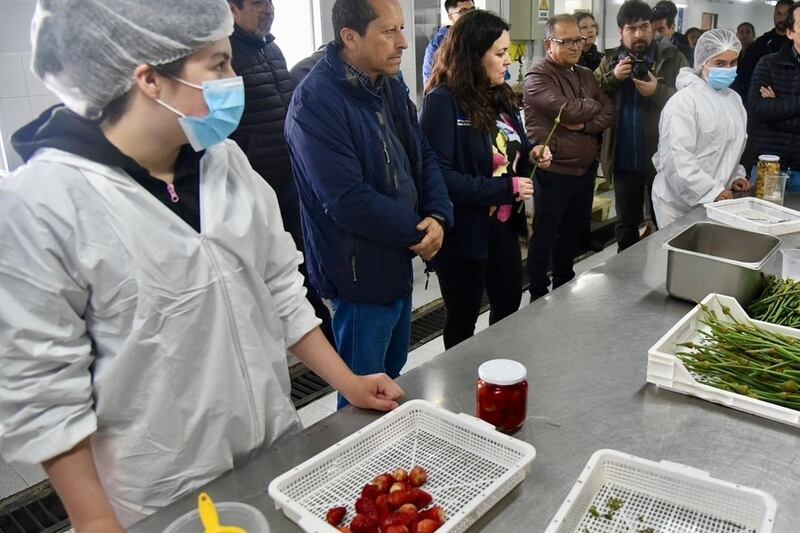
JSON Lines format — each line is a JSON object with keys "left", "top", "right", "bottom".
{"left": 133, "top": 203, "right": 800, "bottom": 532}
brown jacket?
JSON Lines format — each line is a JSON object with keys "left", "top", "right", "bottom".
{"left": 523, "top": 56, "right": 615, "bottom": 176}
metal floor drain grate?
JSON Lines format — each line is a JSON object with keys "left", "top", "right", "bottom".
{"left": 0, "top": 481, "right": 69, "bottom": 533}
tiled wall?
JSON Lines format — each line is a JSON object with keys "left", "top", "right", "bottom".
{"left": 0, "top": 0, "right": 60, "bottom": 172}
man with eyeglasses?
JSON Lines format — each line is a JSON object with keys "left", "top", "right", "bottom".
{"left": 524, "top": 14, "right": 614, "bottom": 301}
{"left": 422, "top": 0, "right": 475, "bottom": 87}
{"left": 595, "top": 0, "right": 688, "bottom": 251}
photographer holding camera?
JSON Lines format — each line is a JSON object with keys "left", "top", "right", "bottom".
{"left": 595, "top": 0, "right": 688, "bottom": 251}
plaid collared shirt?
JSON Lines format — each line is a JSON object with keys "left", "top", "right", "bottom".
{"left": 344, "top": 61, "right": 384, "bottom": 95}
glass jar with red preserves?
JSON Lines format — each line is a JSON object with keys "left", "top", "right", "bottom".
{"left": 476, "top": 359, "right": 528, "bottom": 433}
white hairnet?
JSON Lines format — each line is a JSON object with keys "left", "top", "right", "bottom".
{"left": 693, "top": 29, "right": 742, "bottom": 72}
{"left": 30, "top": 0, "right": 234, "bottom": 119}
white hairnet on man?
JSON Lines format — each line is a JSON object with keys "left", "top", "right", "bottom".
{"left": 693, "top": 28, "right": 742, "bottom": 73}
{"left": 30, "top": 0, "right": 233, "bottom": 119}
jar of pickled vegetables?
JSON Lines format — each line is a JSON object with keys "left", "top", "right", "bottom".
{"left": 756, "top": 155, "right": 781, "bottom": 199}
{"left": 476, "top": 359, "right": 527, "bottom": 433}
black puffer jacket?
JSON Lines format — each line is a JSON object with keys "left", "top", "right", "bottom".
{"left": 733, "top": 29, "right": 790, "bottom": 105}
{"left": 229, "top": 25, "right": 294, "bottom": 190}
{"left": 748, "top": 42, "right": 800, "bottom": 170}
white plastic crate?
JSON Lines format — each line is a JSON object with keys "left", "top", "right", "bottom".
{"left": 647, "top": 293, "right": 800, "bottom": 429}
{"left": 545, "top": 449, "right": 776, "bottom": 533}
{"left": 267, "top": 399, "right": 537, "bottom": 532}
{"left": 705, "top": 198, "right": 800, "bottom": 235}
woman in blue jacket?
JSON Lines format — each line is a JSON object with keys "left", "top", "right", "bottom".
{"left": 420, "top": 10, "right": 551, "bottom": 348}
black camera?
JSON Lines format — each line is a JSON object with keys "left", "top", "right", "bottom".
{"left": 631, "top": 58, "right": 652, "bottom": 81}
{"left": 612, "top": 51, "right": 653, "bottom": 81}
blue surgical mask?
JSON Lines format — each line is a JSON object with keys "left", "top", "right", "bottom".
{"left": 157, "top": 76, "right": 245, "bottom": 151}
{"left": 706, "top": 67, "right": 737, "bottom": 90}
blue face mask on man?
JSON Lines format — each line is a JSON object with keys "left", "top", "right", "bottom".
{"left": 706, "top": 67, "right": 737, "bottom": 90}
{"left": 156, "top": 76, "right": 245, "bottom": 151}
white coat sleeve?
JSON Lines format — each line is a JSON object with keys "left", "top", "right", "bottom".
{"left": 0, "top": 185, "right": 96, "bottom": 464}
{"left": 728, "top": 163, "right": 747, "bottom": 186}
{"left": 657, "top": 96, "right": 726, "bottom": 207}
{"left": 250, "top": 170, "right": 321, "bottom": 348}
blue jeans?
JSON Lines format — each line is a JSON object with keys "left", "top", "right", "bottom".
{"left": 750, "top": 166, "right": 800, "bottom": 193}
{"left": 331, "top": 296, "right": 412, "bottom": 408}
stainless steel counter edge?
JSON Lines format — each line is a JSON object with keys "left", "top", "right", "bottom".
{"left": 133, "top": 201, "right": 800, "bottom": 533}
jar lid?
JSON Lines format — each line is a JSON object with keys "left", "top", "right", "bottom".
{"left": 759, "top": 155, "right": 780, "bottom": 162}
{"left": 478, "top": 359, "right": 527, "bottom": 386}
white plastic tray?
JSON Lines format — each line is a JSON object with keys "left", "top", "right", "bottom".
{"left": 544, "top": 449, "right": 776, "bottom": 533}
{"left": 705, "top": 197, "right": 800, "bottom": 235}
{"left": 647, "top": 293, "right": 800, "bottom": 429}
{"left": 267, "top": 399, "right": 537, "bottom": 532}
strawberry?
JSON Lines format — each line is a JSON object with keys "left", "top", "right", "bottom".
{"left": 380, "top": 512, "right": 408, "bottom": 530}
{"left": 385, "top": 526, "right": 410, "bottom": 533}
{"left": 477, "top": 384, "right": 498, "bottom": 411}
{"left": 415, "top": 518, "right": 443, "bottom": 533}
{"left": 372, "top": 473, "right": 394, "bottom": 493}
{"left": 410, "top": 488, "right": 432, "bottom": 508}
{"left": 375, "top": 494, "right": 391, "bottom": 517}
{"left": 389, "top": 482, "right": 407, "bottom": 494}
{"left": 388, "top": 489, "right": 416, "bottom": 509}
{"left": 349, "top": 513, "right": 378, "bottom": 533}
{"left": 355, "top": 497, "right": 378, "bottom": 519}
{"left": 326, "top": 506, "right": 347, "bottom": 526}
{"left": 418, "top": 506, "right": 446, "bottom": 523}
{"left": 393, "top": 468, "right": 409, "bottom": 482}
{"left": 397, "top": 503, "right": 417, "bottom": 517}
{"left": 408, "top": 466, "right": 428, "bottom": 487}
{"left": 361, "top": 483, "right": 381, "bottom": 501}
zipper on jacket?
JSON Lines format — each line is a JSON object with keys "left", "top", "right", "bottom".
{"left": 376, "top": 129, "right": 397, "bottom": 191}
{"left": 351, "top": 238, "right": 358, "bottom": 282}
{"left": 166, "top": 183, "right": 180, "bottom": 203}
{"left": 375, "top": 111, "right": 400, "bottom": 191}
{"left": 203, "top": 241, "right": 263, "bottom": 447}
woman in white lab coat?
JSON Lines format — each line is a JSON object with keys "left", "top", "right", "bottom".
{"left": 0, "top": 1, "right": 402, "bottom": 531}
{"left": 652, "top": 29, "right": 751, "bottom": 227}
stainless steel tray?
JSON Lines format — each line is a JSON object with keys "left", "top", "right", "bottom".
{"left": 664, "top": 221, "right": 780, "bottom": 304}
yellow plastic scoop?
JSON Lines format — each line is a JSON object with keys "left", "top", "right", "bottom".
{"left": 198, "top": 493, "right": 247, "bottom": 533}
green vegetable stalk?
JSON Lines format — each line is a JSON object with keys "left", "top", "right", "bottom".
{"left": 748, "top": 275, "right": 800, "bottom": 328}
{"left": 517, "top": 103, "right": 566, "bottom": 214}
{"left": 529, "top": 102, "right": 566, "bottom": 182}
{"left": 677, "top": 300, "right": 800, "bottom": 410}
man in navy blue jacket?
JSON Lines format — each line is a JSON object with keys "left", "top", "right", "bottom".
{"left": 286, "top": 0, "right": 453, "bottom": 407}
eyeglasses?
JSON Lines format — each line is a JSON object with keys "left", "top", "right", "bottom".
{"left": 548, "top": 37, "right": 588, "bottom": 48}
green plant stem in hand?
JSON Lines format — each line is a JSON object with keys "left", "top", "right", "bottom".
{"left": 529, "top": 102, "right": 566, "bottom": 183}
{"left": 516, "top": 102, "right": 567, "bottom": 215}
